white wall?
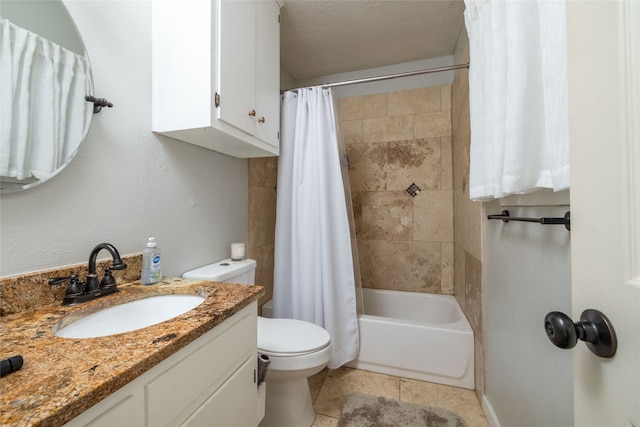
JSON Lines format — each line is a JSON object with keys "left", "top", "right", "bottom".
{"left": 482, "top": 198, "right": 573, "bottom": 427}
{"left": 0, "top": 1, "right": 248, "bottom": 277}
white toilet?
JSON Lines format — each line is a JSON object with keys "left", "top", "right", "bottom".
{"left": 183, "top": 259, "right": 331, "bottom": 427}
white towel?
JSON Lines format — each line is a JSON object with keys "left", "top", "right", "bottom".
{"left": 464, "top": 0, "right": 570, "bottom": 201}
{"left": 0, "top": 19, "right": 92, "bottom": 181}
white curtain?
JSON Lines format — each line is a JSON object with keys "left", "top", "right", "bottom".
{"left": 464, "top": 0, "right": 570, "bottom": 201}
{"left": 274, "top": 87, "right": 360, "bottom": 369}
{"left": 0, "top": 19, "right": 93, "bottom": 180}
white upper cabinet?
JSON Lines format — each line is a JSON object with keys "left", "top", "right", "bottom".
{"left": 152, "top": 0, "right": 280, "bottom": 158}
{"left": 254, "top": 0, "right": 281, "bottom": 147}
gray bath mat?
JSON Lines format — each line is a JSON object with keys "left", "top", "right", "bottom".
{"left": 337, "top": 393, "right": 467, "bottom": 427}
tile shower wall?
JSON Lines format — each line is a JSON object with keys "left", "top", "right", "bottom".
{"left": 338, "top": 87, "right": 454, "bottom": 294}
{"left": 452, "top": 30, "right": 485, "bottom": 400}
{"left": 248, "top": 157, "right": 277, "bottom": 307}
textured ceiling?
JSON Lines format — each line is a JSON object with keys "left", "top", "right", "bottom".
{"left": 280, "top": 0, "right": 466, "bottom": 80}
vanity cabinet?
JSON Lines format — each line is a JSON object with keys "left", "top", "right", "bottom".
{"left": 64, "top": 302, "right": 259, "bottom": 427}
{"left": 152, "top": 0, "right": 280, "bottom": 158}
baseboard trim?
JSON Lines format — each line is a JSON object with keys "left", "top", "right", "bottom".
{"left": 482, "top": 394, "right": 501, "bottom": 427}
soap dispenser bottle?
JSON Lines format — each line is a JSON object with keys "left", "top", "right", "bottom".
{"left": 141, "top": 237, "right": 162, "bottom": 285}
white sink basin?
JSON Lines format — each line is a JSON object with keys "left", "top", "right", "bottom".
{"left": 54, "top": 294, "right": 206, "bottom": 339}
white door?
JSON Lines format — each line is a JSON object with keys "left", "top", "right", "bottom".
{"left": 567, "top": 1, "right": 640, "bottom": 426}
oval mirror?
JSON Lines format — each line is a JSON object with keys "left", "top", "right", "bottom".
{"left": 0, "top": 0, "right": 94, "bottom": 193}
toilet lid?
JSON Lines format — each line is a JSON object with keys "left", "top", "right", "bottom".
{"left": 258, "top": 317, "right": 330, "bottom": 355}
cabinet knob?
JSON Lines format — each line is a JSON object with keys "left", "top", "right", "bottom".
{"left": 258, "top": 117, "right": 266, "bottom": 123}
{"left": 248, "top": 109, "right": 256, "bottom": 117}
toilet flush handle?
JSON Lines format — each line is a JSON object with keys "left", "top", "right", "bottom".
{"left": 544, "top": 309, "right": 617, "bottom": 358}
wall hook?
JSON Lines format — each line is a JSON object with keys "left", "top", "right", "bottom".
{"left": 85, "top": 95, "right": 113, "bottom": 114}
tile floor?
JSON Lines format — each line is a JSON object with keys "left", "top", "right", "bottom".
{"left": 309, "top": 367, "right": 489, "bottom": 427}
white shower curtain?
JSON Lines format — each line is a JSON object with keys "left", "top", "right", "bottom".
{"left": 274, "top": 87, "right": 359, "bottom": 369}
{"left": 464, "top": 0, "right": 570, "bottom": 201}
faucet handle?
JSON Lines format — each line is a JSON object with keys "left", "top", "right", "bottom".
{"left": 48, "top": 275, "right": 72, "bottom": 286}
{"left": 48, "top": 274, "right": 84, "bottom": 297}
{"left": 100, "top": 268, "right": 117, "bottom": 288}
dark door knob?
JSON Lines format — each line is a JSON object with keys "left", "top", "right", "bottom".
{"left": 544, "top": 309, "right": 617, "bottom": 358}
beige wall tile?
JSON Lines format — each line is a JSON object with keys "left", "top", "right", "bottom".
{"left": 386, "top": 139, "right": 441, "bottom": 191}
{"left": 452, "top": 60, "right": 485, "bottom": 396}
{"left": 363, "top": 115, "right": 413, "bottom": 143}
{"left": 340, "top": 84, "right": 461, "bottom": 298}
{"left": 413, "top": 190, "right": 454, "bottom": 242}
{"left": 339, "top": 96, "right": 364, "bottom": 121}
{"left": 441, "top": 84, "right": 452, "bottom": 111}
{"left": 454, "top": 243, "right": 466, "bottom": 307}
{"left": 452, "top": 85, "right": 471, "bottom": 192}
{"left": 452, "top": 66, "right": 471, "bottom": 192}
{"left": 464, "top": 251, "right": 482, "bottom": 332}
{"left": 353, "top": 191, "right": 413, "bottom": 240}
{"left": 248, "top": 157, "right": 277, "bottom": 188}
{"left": 346, "top": 143, "right": 387, "bottom": 191}
{"left": 452, "top": 68, "right": 469, "bottom": 116}
{"left": 361, "top": 94, "right": 388, "bottom": 119}
{"left": 387, "top": 87, "right": 441, "bottom": 116}
{"left": 339, "top": 94, "right": 387, "bottom": 121}
{"left": 452, "top": 125, "right": 470, "bottom": 192}
{"left": 441, "top": 136, "right": 453, "bottom": 190}
{"left": 357, "top": 239, "right": 388, "bottom": 289}
{"left": 248, "top": 185, "right": 276, "bottom": 248}
{"left": 386, "top": 241, "right": 442, "bottom": 293}
{"left": 441, "top": 242, "right": 455, "bottom": 295}
{"left": 251, "top": 243, "right": 274, "bottom": 307}
{"left": 453, "top": 189, "right": 482, "bottom": 260}
{"left": 248, "top": 159, "right": 277, "bottom": 310}
{"left": 415, "top": 111, "right": 452, "bottom": 138}
{"left": 474, "top": 331, "right": 485, "bottom": 403}
{"left": 340, "top": 120, "right": 363, "bottom": 145}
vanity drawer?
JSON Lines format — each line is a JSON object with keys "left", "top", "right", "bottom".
{"left": 145, "top": 305, "right": 257, "bottom": 427}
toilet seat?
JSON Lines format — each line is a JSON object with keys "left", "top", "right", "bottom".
{"left": 257, "top": 317, "right": 331, "bottom": 373}
{"left": 257, "top": 317, "right": 330, "bottom": 356}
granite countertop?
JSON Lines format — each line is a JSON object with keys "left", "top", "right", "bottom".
{"left": 0, "top": 278, "right": 264, "bottom": 427}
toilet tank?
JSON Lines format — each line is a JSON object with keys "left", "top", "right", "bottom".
{"left": 182, "top": 259, "right": 256, "bottom": 285}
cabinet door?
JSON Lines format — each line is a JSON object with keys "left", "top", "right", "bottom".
{"left": 181, "top": 357, "right": 257, "bottom": 427}
{"left": 146, "top": 307, "right": 256, "bottom": 427}
{"left": 218, "top": 0, "right": 256, "bottom": 135}
{"left": 254, "top": 0, "right": 280, "bottom": 147}
{"left": 83, "top": 396, "right": 136, "bottom": 427}
{"left": 64, "top": 393, "right": 141, "bottom": 427}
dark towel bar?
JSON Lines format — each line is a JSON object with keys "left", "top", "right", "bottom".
{"left": 487, "top": 210, "right": 571, "bottom": 231}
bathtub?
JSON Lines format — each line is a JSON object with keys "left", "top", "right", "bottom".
{"left": 261, "top": 288, "right": 474, "bottom": 389}
{"left": 346, "top": 288, "right": 475, "bottom": 390}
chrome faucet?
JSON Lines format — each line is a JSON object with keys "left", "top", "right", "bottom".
{"left": 48, "top": 243, "right": 127, "bottom": 306}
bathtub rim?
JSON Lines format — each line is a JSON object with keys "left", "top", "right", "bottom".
{"left": 359, "top": 288, "right": 473, "bottom": 332}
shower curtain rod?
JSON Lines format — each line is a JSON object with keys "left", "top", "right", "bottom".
{"left": 282, "top": 62, "right": 470, "bottom": 93}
